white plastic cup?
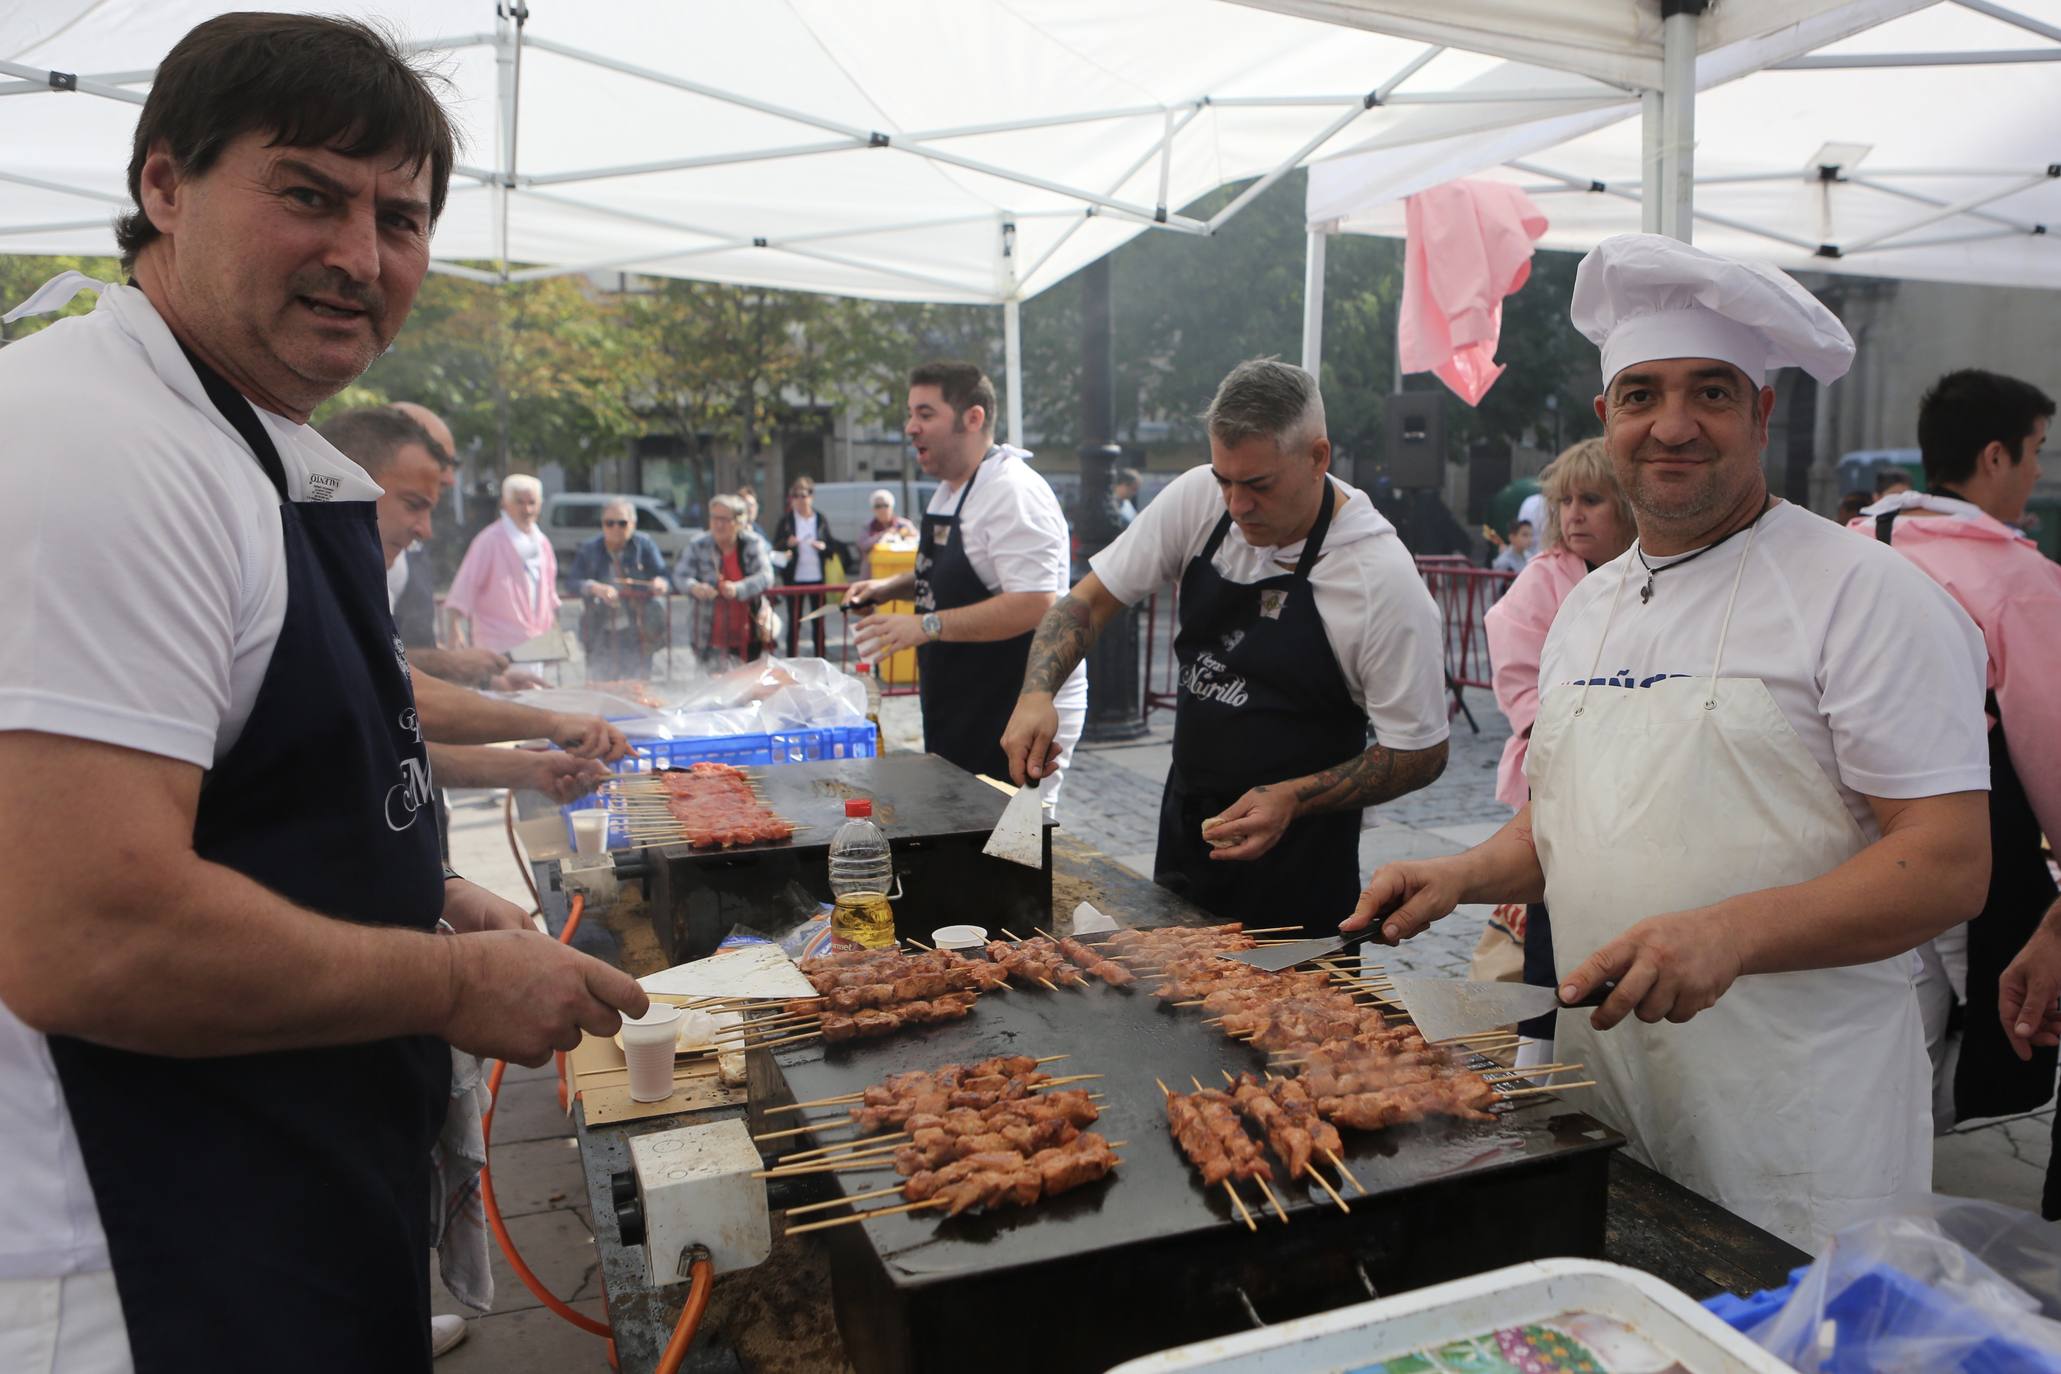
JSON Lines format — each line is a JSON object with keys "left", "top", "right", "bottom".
{"left": 621, "top": 1004, "right": 684, "bottom": 1102}
{"left": 932, "top": 924, "right": 988, "bottom": 951}
{"left": 571, "top": 809, "right": 610, "bottom": 856}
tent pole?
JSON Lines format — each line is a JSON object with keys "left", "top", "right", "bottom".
{"left": 1004, "top": 299, "right": 1025, "bottom": 446}
{"left": 1639, "top": 90, "right": 1662, "bottom": 233}
{"left": 1301, "top": 227, "right": 1327, "bottom": 377}
{"left": 1659, "top": 2, "right": 1703, "bottom": 242}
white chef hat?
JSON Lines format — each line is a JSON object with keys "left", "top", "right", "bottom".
{"left": 1572, "top": 234, "right": 1854, "bottom": 390}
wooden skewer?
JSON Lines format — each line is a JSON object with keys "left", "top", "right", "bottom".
{"left": 1036, "top": 978, "right": 1059, "bottom": 991}
{"left": 712, "top": 1020, "right": 821, "bottom": 1043}
{"left": 904, "top": 938, "right": 935, "bottom": 951}
{"left": 1306, "top": 1164, "right": 1351, "bottom": 1214}
{"left": 779, "top": 1135, "right": 906, "bottom": 1165}
{"left": 1255, "top": 1175, "right": 1290, "bottom": 1224}
{"left": 1240, "top": 926, "right": 1308, "bottom": 935}
{"left": 1224, "top": 1180, "right": 1258, "bottom": 1232}
{"left": 1321, "top": 1148, "right": 1366, "bottom": 1196}
{"left": 784, "top": 1185, "right": 905, "bottom": 1218}
{"left": 1498, "top": 1080, "right": 1598, "bottom": 1098}
{"left": 1432, "top": 1031, "right": 1524, "bottom": 1046}
{"left": 783, "top": 1198, "right": 946, "bottom": 1236}
{"left": 711, "top": 1014, "right": 816, "bottom": 1036}
{"left": 772, "top": 1139, "right": 908, "bottom": 1169}
{"left": 753, "top": 1156, "right": 899, "bottom": 1179}
{"left": 753, "top": 1118, "right": 857, "bottom": 1143}
{"left": 1033, "top": 1073, "right": 1103, "bottom": 1088}
{"left": 743, "top": 1030, "right": 823, "bottom": 1052}
{"left": 1480, "top": 1063, "right": 1581, "bottom": 1081}
{"left": 764, "top": 1091, "right": 864, "bottom": 1116}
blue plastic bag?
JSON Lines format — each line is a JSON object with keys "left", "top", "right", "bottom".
{"left": 1720, "top": 1196, "right": 2061, "bottom": 1372}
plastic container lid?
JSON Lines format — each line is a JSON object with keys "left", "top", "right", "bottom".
{"left": 844, "top": 798, "right": 873, "bottom": 818}
{"left": 932, "top": 925, "right": 988, "bottom": 950}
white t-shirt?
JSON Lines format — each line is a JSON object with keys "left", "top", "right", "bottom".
{"left": 1534, "top": 501, "right": 1990, "bottom": 839}
{"left": 0, "top": 276, "right": 383, "bottom": 1280}
{"left": 386, "top": 545, "right": 412, "bottom": 613}
{"left": 502, "top": 514, "right": 545, "bottom": 610}
{"left": 1090, "top": 464, "right": 1450, "bottom": 751}
{"left": 793, "top": 511, "right": 822, "bottom": 583}
{"left": 926, "top": 446, "right": 1087, "bottom": 715}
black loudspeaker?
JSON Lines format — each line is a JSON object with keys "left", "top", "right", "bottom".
{"left": 1385, "top": 392, "right": 1446, "bottom": 489}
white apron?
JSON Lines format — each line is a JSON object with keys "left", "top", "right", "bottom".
{"left": 1527, "top": 524, "right": 1930, "bottom": 1251}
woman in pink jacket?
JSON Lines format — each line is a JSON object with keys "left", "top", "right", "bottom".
{"left": 445, "top": 474, "right": 562, "bottom": 654}
{"left": 1482, "top": 439, "right": 1635, "bottom": 1052}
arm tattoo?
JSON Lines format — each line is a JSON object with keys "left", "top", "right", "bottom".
{"left": 1293, "top": 740, "right": 1448, "bottom": 815}
{"left": 1021, "top": 593, "right": 1098, "bottom": 694}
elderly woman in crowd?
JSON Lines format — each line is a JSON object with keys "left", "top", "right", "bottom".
{"left": 571, "top": 498, "right": 671, "bottom": 680}
{"left": 773, "top": 476, "right": 852, "bottom": 655}
{"left": 675, "top": 494, "right": 773, "bottom": 669}
{"left": 853, "top": 488, "right": 918, "bottom": 581}
{"left": 1481, "top": 438, "right": 1636, "bottom": 1062}
{"left": 446, "top": 474, "right": 560, "bottom": 654}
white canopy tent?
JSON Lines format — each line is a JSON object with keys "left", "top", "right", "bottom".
{"left": 1299, "top": 0, "right": 2061, "bottom": 375}
{"left": 1, "top": 2, "right": 1923, "bottom": 440}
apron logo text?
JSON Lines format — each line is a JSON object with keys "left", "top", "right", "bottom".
{"left": 1568, "top": 667, "right": 1694, "bottom": 689}
{"left": 383, "top": 754, "right": 432, "bottom": 832}
{"left": 1180, "top": 650, "right": 1250, "bottom": 708}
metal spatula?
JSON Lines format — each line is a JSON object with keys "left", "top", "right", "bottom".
{"left": 1383, "top": 974, "right": 1602, "bottom": 1043}
{"left": 981, "top": 781, "right": 1047, "bottom": 869}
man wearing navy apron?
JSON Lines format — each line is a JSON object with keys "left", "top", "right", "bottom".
{"left": 1345, "top": 235, "right": 1992, "bottom": 1250}
{"left": 852, "top": 362, "right": 1087, "bottom": 801}
{"left": 1002, "top": 360, "right": 1451, "bottom": 936}
{"left": 0, "top": 17, "right": 644, "bottom": 1372}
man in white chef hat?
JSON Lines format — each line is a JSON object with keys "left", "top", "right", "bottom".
{"left": 1345, "top": 234, "right": 1993, "bottom": 1249}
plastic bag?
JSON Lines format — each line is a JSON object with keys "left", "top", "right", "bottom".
{"left": 1742, "top": 1195, "right": 2061, "bottom": 1372}
{"left": 670, "top": 655, "right": 867, "bottom": 728}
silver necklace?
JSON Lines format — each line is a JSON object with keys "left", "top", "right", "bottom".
{"left": 1634, "top": 499, "right": 1773, "bottom": 604}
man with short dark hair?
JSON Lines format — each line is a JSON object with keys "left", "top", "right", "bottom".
{"left": 1859, "top": 368, "right": 2061, "bottom": 1141}
{"left": 1874, "top": 464, "right": 1914, "bottom": 498}
{"left": 0, "top": 16, "right": 645, "bottom": 1370}
{"left": 850, "top": 361, "right": 1085, "bottom": 799}
{"left": 1113, "top": 467, "right": 1142, "bottom": 527}
{"left": 1003, "top": 358, "right": 1450, "bottom": 927}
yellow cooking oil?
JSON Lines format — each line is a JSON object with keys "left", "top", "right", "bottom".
{"left": 831, "top": 890, "right": 897, "bottom": 951}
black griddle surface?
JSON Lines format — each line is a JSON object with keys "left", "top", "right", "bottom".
{"left": 763, "top": 958, "right": 1622, "bottom": 1289}
{"left": 639, "top": 753, "right": 1036, "bottom": 855}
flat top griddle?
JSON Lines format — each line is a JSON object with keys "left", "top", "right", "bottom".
{"left": 640, "top": 753, "right": 1045, "bottom": 854}
{"left": 763, "top": 963, "right": 1622, "bottom": 1290}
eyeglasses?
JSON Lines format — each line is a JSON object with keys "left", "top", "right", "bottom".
{"left": 602, "top": 519, "right": 630, "bottom": 527}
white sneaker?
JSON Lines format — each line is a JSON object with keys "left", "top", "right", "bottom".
{"left": 431, "top": 1314, "right": 469, "bottom": 1358}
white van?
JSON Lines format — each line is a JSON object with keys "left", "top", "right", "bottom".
{"left": 541, "top": 493, "right": 695, "bottom": 569}
{"left": 799, "top": 479, "right": 939, "bottom": 552}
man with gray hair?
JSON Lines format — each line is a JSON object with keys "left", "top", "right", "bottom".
{"left": 1003, "top": 358, "right": 1450, "bottom": 933}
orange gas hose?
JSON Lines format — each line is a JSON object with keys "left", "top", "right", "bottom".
{"left": 654, "top": 1255, "right": 715, "bottom": 1374}
{"left": 481, "top": 891, "right": 613, "bottom": 1338}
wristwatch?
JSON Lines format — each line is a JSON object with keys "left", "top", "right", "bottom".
{"left": 921, "top": 612, "right": 944, "bottom": 642}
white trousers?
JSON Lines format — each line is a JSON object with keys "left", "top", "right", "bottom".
{"left": 0, "top": 1272, "right": 133, "bottom": 1374}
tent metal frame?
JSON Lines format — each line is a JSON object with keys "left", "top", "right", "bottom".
{"left": 1300, "top": 0, "right": 2061, "bottom": 377}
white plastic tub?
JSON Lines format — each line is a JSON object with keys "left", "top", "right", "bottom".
{"left": 1105, "top": 1259, "right": 1787, "bottom": 1374}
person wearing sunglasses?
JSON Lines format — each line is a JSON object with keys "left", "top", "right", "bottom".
{"left": 570, "top": 499, "right": 671, "bottom": 680}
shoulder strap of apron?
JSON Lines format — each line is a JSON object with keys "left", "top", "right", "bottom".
{"left": 1874, "top": 509, "right": 1900, "bottom": 544}
{"left": 1291, "top": 479, "right": 1340, "bottom": 579}
{"left": 174, "top": 339, "right": 289, "bottom": 500}
{"left": 949, "top": 448, "right": 995, "bottom": 517}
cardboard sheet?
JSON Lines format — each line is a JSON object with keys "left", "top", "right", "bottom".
{"left": 638, "top": 942, "right": 817, "bottom": 1002}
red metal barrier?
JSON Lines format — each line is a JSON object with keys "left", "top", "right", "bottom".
{"left": 1141, "top": 558, "right": 1515, "bottom": 724}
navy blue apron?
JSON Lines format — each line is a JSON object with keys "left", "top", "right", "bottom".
{"left": 1874, "top": 510, "right": 2058, "bottom": 1130}
{"left": 916, "top": 454, "right": 1034, "bottom": 781}
{"left": 48, "top": 348, "right": 449, "bottom": 1373}
{"left": 1153, "top": 487, "right": 1368, "bottom": 937}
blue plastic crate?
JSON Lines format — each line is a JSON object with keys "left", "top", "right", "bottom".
{"left": 1705, "top": 1264, "right": 2061, "bottom": 1373}
{"left": 562, "top": 721, "right": 876, "bottom": 849}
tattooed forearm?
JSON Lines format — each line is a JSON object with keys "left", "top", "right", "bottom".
{"left": 1021, "top": 593, "right": 1098, "bottom": 695}
{"left": 1292, "top": 740, "right": 1448, "bottom": 816}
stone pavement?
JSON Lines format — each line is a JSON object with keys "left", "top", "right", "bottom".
{"left": 428, "top": 685, "right": 2053, "bottom": 1369}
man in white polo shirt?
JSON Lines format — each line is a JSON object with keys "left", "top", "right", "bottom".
{"left": 850, "top": 361, "right": 1088, "bottom": 804}
{"left": 1001, "top": 359, "right": 1451, "bottom": 935}
{"left": 1344, "top": 234, "right": 1992, "bottom": 1249}
{"left": 0, "top": 15, "right": 644, "bottom": 1371}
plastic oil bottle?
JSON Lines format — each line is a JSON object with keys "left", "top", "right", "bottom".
{"left": 828, "top": 798, "right": 896, "bottom": 951}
